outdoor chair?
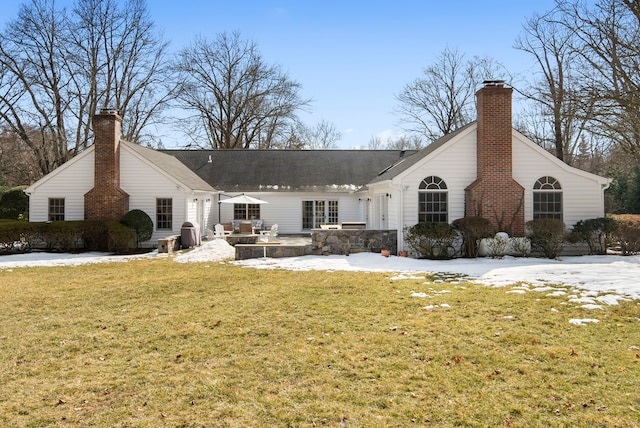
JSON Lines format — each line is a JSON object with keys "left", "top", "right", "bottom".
{"left": 259, "top": 224, "right": 278, "bottom": 242}
{"left": 214, "top": 223, "right": 231, "bottom": 239}
{"left": 238, "top": 222, "right": 253, "bottom": 234}
{"left": 206, "top": 228, "right": 215, "bottom": 240}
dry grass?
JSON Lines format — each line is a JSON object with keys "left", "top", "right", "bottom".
{"left": 1, "top": 257, "right": 639, "bottom": 427}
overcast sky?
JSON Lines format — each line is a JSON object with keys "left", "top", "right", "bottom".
{"left": 2, "top": 0, "right": 558, "bottom": 148}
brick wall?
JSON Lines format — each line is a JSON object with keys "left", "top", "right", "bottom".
{"left": 84, "top": 110, "right": 129, "bottom": 220}
{"left": 465, "top": 82, "right": 525, "bottom": 235}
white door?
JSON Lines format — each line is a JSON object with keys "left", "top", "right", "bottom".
{"left": 372, "top": 194, "right": 388, "bottom": 229}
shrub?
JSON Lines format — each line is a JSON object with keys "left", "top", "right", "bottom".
{"left": 610, "top": 215, "right": 640, "bottom": 255}
{"left": 121, "top": 209, "right": 153, "bottom": 247}
{"left": 510, "top": 237, "right": 532, "bottom": 257}
{"left": 404, "top": 222, "right": 457, "bottom": 259}
{"left": 107, "top": 221, "right": 137, "bottom": 254}
{"left": 41, "top": 221, "right": 84, "bottom": 252}
{"left": 0, "top": 187, "right": 28, "bottom": 220}
{"left": 0, "top": 220, "right": 38, "bottom": 254}
{"left": 525, "top": 218, "right": 567, "bottom": 259}
{"left": 81, "top": 220, "right": 110, "bottom": 251}
{"left": 571, "top": 217, "right": 618, "bottom": 255}
{"left": 483, "top": 232, "right": 509, "bottom": 258}
{"left": 453, "top": 217, "right": 495, "bottom": 258}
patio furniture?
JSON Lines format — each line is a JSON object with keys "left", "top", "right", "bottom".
{"left": 260, "top": 224, "right": 278, "bottom": 242}
{"left": 231, "top": 219, "right": 263, "bottom": 233}
{"left": 238, "top": 222, "right": 253, "bottom": 234}
{"left": 206, "top": 228, "right": 215, "bottom": 240}
{"left": 214, "top": 223, "right": 231, "bottom": 239}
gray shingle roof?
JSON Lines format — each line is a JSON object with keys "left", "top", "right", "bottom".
{"left": 161, "top": 149, "right": 417, "bottom": 193}
{"left": 123, "top": 141, "right": 216, "bottom": 192}
{"left": 368, "top": 122, "right": 476, "bottom": 184}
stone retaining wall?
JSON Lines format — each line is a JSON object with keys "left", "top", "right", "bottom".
{"left": 312, "top": 229, "right": 397, "bottom": 255}
{"left": 233, "top": 229, "right": 398, "bottom": 260}
{"left": 235, "top": 243, "right": 313, "bottom": 260}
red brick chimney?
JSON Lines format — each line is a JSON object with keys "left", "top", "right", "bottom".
{"left": 84, "top": 109, "right": 129, "bottom": 220}
{"left": 465, "top": 81, "right": 524, "bottom": 235}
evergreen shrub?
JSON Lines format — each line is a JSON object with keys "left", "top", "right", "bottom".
{"left": 121, "top": 209, "right": 153, "bottom": 247}
{"left": 570, "top": 217, "right": 618, "bottom": 255}
{"left": 0, "top": 187, "right": 28, "bottom": 219}
{"left": 107, "top": 221, "right": 137, "bottom": 254}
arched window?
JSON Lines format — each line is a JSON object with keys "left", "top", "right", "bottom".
{"left": 418, "top": 176, "right": 448, "bottom": 223}
{"left": 533, "top": 176, "right": 562, "bottom": 220}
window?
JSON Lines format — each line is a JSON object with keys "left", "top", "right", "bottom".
{"left": 303, "top": 200, "right": 339, "bottom": 229}
{"left": 156, "top": 198, "right": 173, "bottom": 230}
{"left": 234, "top": 203, "right": 261, "bottom": 220}
{"left": 48, "top": 198, "right": 65, "bottom": 221}
{"left": 533, "top": 176, "right": 562, "bottom": 220}
{"left": 418, "top": 176, "right": 448, "bottom": 223}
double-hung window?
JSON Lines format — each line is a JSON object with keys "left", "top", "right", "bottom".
{"left": 48, "top": 198, "right": 65, "bottom": 221}
{"left": 156, "top": 198, "right": 173, "bottom": 230}
{"left": 234, "top": 203, "right": 260, "bottom": 220}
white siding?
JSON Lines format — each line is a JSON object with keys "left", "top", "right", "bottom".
{"left": 26, "top": 145, "right": 216, "bottom": 246}
{"left": 512, "top": 133, "right": 607, "bottom": 228}
{"left": 394, "top": 129, "right": 477, "bottom": 231}
{"left": 121, "top": 148, "right": 192, "bottom": 242}
{"left": 26, "top": 150, "right": 95, "bottom": 222}
{"left": 217, "top": 192, "right": 363, "bottom": 234}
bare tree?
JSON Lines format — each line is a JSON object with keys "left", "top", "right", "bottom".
{"left": 0, "top": 126, "right": 42, "bottom": 187}
{"left": 396, "top": 47, "right": 504, "bottom": 143}
{"left": 0, "top": 0, "right": 171, "bottom": 179}
{"left": 0, "top": 0, "right": 70, "bottom": 176}
{"left": 557, "top": 0, "right": 640, "bottom": 160}
{"left": 367, "top": 134, "right": 424, "bottom": 150}
{"left": 173, "top": 32, "right": 310, "bottom": 149}
{"left": 291, "top": 120, "right": 342, "bottom": 149}
{"left": 68, "top": 0, "right": 174, "bottom": 148}
{"left": 515, "top": 8, "right": 593, "bottom": 164}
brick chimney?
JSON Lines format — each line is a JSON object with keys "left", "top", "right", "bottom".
{"left": 84, "top": 109, "right": 129, "bottom": 220}
{"left": 465, "top": 81, "right": 524, "bottom": 235}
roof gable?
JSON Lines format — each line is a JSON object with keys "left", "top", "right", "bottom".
{"left": 512, "top": 130, "right": 610, "bottom": 185}
{"left": 368, "top": 122, "right": 476, "bottom": 184}
{"left": 24, "top": 147, "right": 94, "bottom": 193}
{"left": 123, "top": 141, "right": 216, "bottom": 192}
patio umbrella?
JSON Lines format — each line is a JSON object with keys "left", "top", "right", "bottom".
{"left": 218, "top": 194, "right": 269, "bottom": 222}
{"left": 219, "top": 194, "right": 269, "bottom": 205}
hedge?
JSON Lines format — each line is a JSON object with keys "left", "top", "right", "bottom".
{"left": 0, "top": 220, "right": 136, "bottom": 255}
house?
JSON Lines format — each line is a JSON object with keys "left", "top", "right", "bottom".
{"left": 24, "top": 81, "right": 610, "bottom": 251}
{"left": 366, "top": 81, "right": 610, "bottom": 246}
{"left": 24, "top": 110, "right": 217, "bottom": 244}
{"left": 165, "top": 149, "right": 416, "bottom": 235}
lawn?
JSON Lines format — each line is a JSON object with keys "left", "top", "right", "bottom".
{"left": 1, "top": 258, "right": 639, "bottom": 427}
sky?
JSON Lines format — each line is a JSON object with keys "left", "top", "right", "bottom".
{"left": 2, "top": 240, "right": 640, "bottom": 324}
{"left": 1, "top": 0, "right": 558, "bottom": 149}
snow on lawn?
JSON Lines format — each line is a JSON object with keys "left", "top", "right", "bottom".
{"left": 234, "top": 252, "right": 640, "bottom": 302}
{"left": 2, "top": 239, "right": 640, "bottom": 312}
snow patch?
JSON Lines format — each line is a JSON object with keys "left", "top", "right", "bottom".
{"left": 569, "top": 318, "right": 600, "bottom": 326}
